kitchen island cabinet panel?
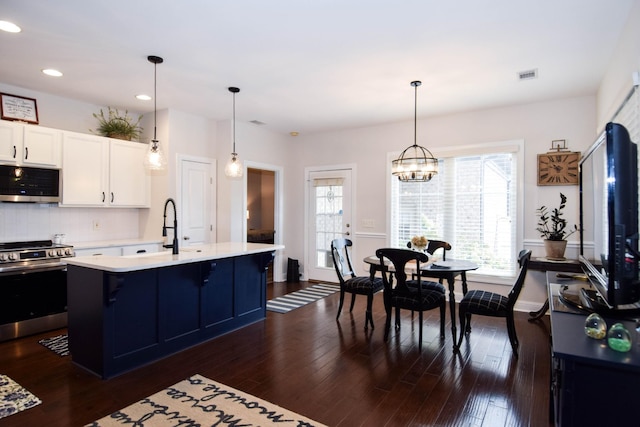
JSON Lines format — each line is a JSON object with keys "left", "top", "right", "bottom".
{"left": 235, "top": 254, "right": 266, "bottom": 320}
{"left": 159, "top": 263, "right": 202, "bottom": 346}
{"left": 110, "top": 270, "right": 159, "bottom": 357}
{"left": 67, "top": 247, "right": 276, "bottom": 379}
{"left": 67, "top": 266, "right": 107, "bottom": 377}
{"left": 203, "top": 259, "right": 235, "bottom": 331}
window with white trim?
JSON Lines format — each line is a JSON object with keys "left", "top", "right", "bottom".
{"left": 390, "top": 142, "right": 522, "bottom": 278}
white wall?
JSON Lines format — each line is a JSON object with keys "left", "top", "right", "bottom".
{"left": 293, "top": 95, "right": 596, "bottom": 310}
{"left": 139, "top": 108, "right": 218, "bottom": 242}
{"left": 597, "top": 0, "right": 640, "bottom": 127}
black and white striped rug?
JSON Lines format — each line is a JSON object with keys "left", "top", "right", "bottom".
{"left": 38, "top": 334, "right": 69, "bottom": 356}
{"left": 266, "top": 283, "right": 340, "bottom": 313}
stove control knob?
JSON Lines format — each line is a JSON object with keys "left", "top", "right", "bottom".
{"left": 8, "top": 252, "right": 17, "bottom": 261}
{"left": 57, "top": 249, "right": 64, "bottom": 256}
{"left": 0, "top": 253, "right": 6, "bottom": 261}
{"left": 64, "top": 248, "right": 73, "bottom": 256}
{"left": 48, "top": 249, "right": 57, "bottom": 257}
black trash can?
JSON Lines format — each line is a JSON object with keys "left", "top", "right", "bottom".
{"left": 287, "top": 258, "right": 300, "bottom": 283}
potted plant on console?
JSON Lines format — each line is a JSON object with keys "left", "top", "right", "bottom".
{"left": 92, "top": 107, "right": 143, "bottom": 141}
{"left": 536, "top": 192, "right": 578, "bottom": 260}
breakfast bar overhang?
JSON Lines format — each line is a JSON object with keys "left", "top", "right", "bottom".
{"left": 65, "top": 242, "right": 283, "bottom": 379}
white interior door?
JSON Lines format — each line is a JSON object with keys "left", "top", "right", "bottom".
{"left": 307, "top": 168, "right": 353, "bottom": 282}
{"left": 180, "top": 157, "right": 214, "bottom": 245}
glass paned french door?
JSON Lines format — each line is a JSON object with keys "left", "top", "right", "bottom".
{"left": 307, "top": 169, "right": 352, "bottom": 282}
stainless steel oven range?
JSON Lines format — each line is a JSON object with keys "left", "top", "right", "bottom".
{"left": 0, "top": 239, "right": 74, "bottom": 342}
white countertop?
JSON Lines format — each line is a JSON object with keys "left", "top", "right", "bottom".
{"left": 66, "top": 242, "right": 284, "bottom": 273}
{"left": 71, "top": 239, "right": 163, "bottom": 250}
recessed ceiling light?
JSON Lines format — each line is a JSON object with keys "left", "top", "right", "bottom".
{"left": 136, "top": 94, "right": 152, "bottom": 101}
{"left": 0, "top": 21, "right": 21, "bottom": 33}
{"left": 42, "top": 69, "right": 63, "bottom": 77}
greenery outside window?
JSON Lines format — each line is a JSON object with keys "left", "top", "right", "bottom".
{"left": 390, "top": 141, "right": 524, "bottom": 279}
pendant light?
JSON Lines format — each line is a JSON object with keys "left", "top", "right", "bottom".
{"left": 391, "top": 81, "right": 438, "bottom": 182}
{"left": 143, "top": 55, "right": 167, "bottom": 170}
{"left": 224, "top": 86, "right": 243, "bottom": 178}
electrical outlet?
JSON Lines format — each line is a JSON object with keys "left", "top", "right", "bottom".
{"left": 93, "top": 220, "right": 100, "bottom": 230}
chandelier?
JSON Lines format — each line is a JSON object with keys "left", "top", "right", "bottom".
{"left": 391, "top": 81, "right": 438, "bottom": 182}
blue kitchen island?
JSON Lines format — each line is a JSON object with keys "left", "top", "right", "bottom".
{"left": 65, "top": 242, "right": 282, "bottom": 379}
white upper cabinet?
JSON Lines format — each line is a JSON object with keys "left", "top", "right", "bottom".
{"left": 0, "top": 120, "right": 61, "bottom": 167}
{"left": 61, "top": 131, "right": 109, "bottom": 206}
{"left": 61, "top": 131, "right": 150, "bottom": 207}
{"left": 0, "top": 121, "right": 23, "bottom": 163}
{"left": 108, "top": 138, "right": 149, "bottom": 207}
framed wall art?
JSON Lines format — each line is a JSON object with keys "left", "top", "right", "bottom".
{"left": 0, "top": 92, "right": 39, "bottom": 124}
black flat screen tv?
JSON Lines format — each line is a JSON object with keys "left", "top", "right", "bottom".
{"left": 579, "top": 122, "right": 640, "bottom": 309}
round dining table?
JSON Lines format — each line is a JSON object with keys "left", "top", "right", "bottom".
{"left": 363, "top": 255, "right": 479, "bottom": 349}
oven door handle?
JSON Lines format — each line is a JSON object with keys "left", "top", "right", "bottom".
{"left": 0, "top": 262, "right": 68, "bottom": 276}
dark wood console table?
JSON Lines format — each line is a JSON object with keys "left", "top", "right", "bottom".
{"left": 528, "top": 258, "right": 583, "bottom": 320}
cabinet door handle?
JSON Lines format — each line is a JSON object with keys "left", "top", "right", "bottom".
{"left": 24, "top": 146, "right": 28, "bottom": 160}
{"left": 12, "top": 145, "right": 16, "bottom": 159}
{"left": 111, "top": 192, "right": 114, "bottom": 203}
{"left": 183, "top": 236, "right": 190, "bottom": 240}
{"left": 102, "top": 192, "right": 105, "bottom": 203}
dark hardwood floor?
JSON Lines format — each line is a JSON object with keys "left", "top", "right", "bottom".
{"left": 1, "top": 281, "right": 553, "bottom": 427}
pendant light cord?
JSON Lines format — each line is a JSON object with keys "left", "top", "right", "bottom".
{"left": 412, "top": 80, "right": 421, "bottom": 148}
{"left": 147, "top": 55, "right": 164, "bottom": 143}
{"left": 228, "top": 87, "right": 240, "bottom": 155}
{"left": 153, "top": 60, "right": 157, "bottom": 141}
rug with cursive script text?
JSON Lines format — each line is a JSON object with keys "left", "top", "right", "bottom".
{"left": 87, "top": 374, "right": 326, "bottom": 426}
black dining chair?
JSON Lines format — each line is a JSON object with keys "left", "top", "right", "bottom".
{"left": 376, "top": 248, "right": 446, "bottom": 350}
{"left": 331, "top": 238, "right": 383, "bottom": 329}
{"left": 455, "top": 249, "right": 532, "bottom": 357}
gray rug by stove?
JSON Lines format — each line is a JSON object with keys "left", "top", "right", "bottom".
{"left": 38, "top": 334, "right": 69, "bottom": 356}
{"left": 266, "top": 283, "right": 340, "bottom": 313}
{"left": 87, "top": 374, "right": 326, "bottom": 426}
{"left": 0, "top": 374, "right": 42, "bottom": 420}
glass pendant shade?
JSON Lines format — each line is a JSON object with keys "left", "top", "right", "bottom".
{"left": 391, "top": 80, "right": 438, "bottom": 182}
{"left": 143, "top": 139, "right": 166, "bottom": 170}
{"left": 224, "top": 152, "right": 243, "bottom": 178}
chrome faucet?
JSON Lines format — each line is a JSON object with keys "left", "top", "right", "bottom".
{"left": 162, "top": 198, "right": 179, "bottom": 254}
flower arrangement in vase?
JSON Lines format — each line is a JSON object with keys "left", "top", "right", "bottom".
{"left": 536, "top": 193, "right": 578, "bottom": 260}
{"left": 410, "top": 235, "right": 428, "bottom": 251}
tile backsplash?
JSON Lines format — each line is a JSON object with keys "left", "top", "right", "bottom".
{"left": 0, "top": 203, "right": 139, "bottom": 244}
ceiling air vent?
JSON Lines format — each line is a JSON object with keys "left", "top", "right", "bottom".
{"left": 249, "top": 120, "right": 266, "bottom": 126}
{"left": 518, "top": 69, "right": 538, "bottom": 80}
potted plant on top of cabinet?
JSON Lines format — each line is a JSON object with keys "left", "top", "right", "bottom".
{"left": 92, "top": 107, "right": 142, "bottom": 141}
{"left": 536, "top": 192, "right": 578, "bottom": 260}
